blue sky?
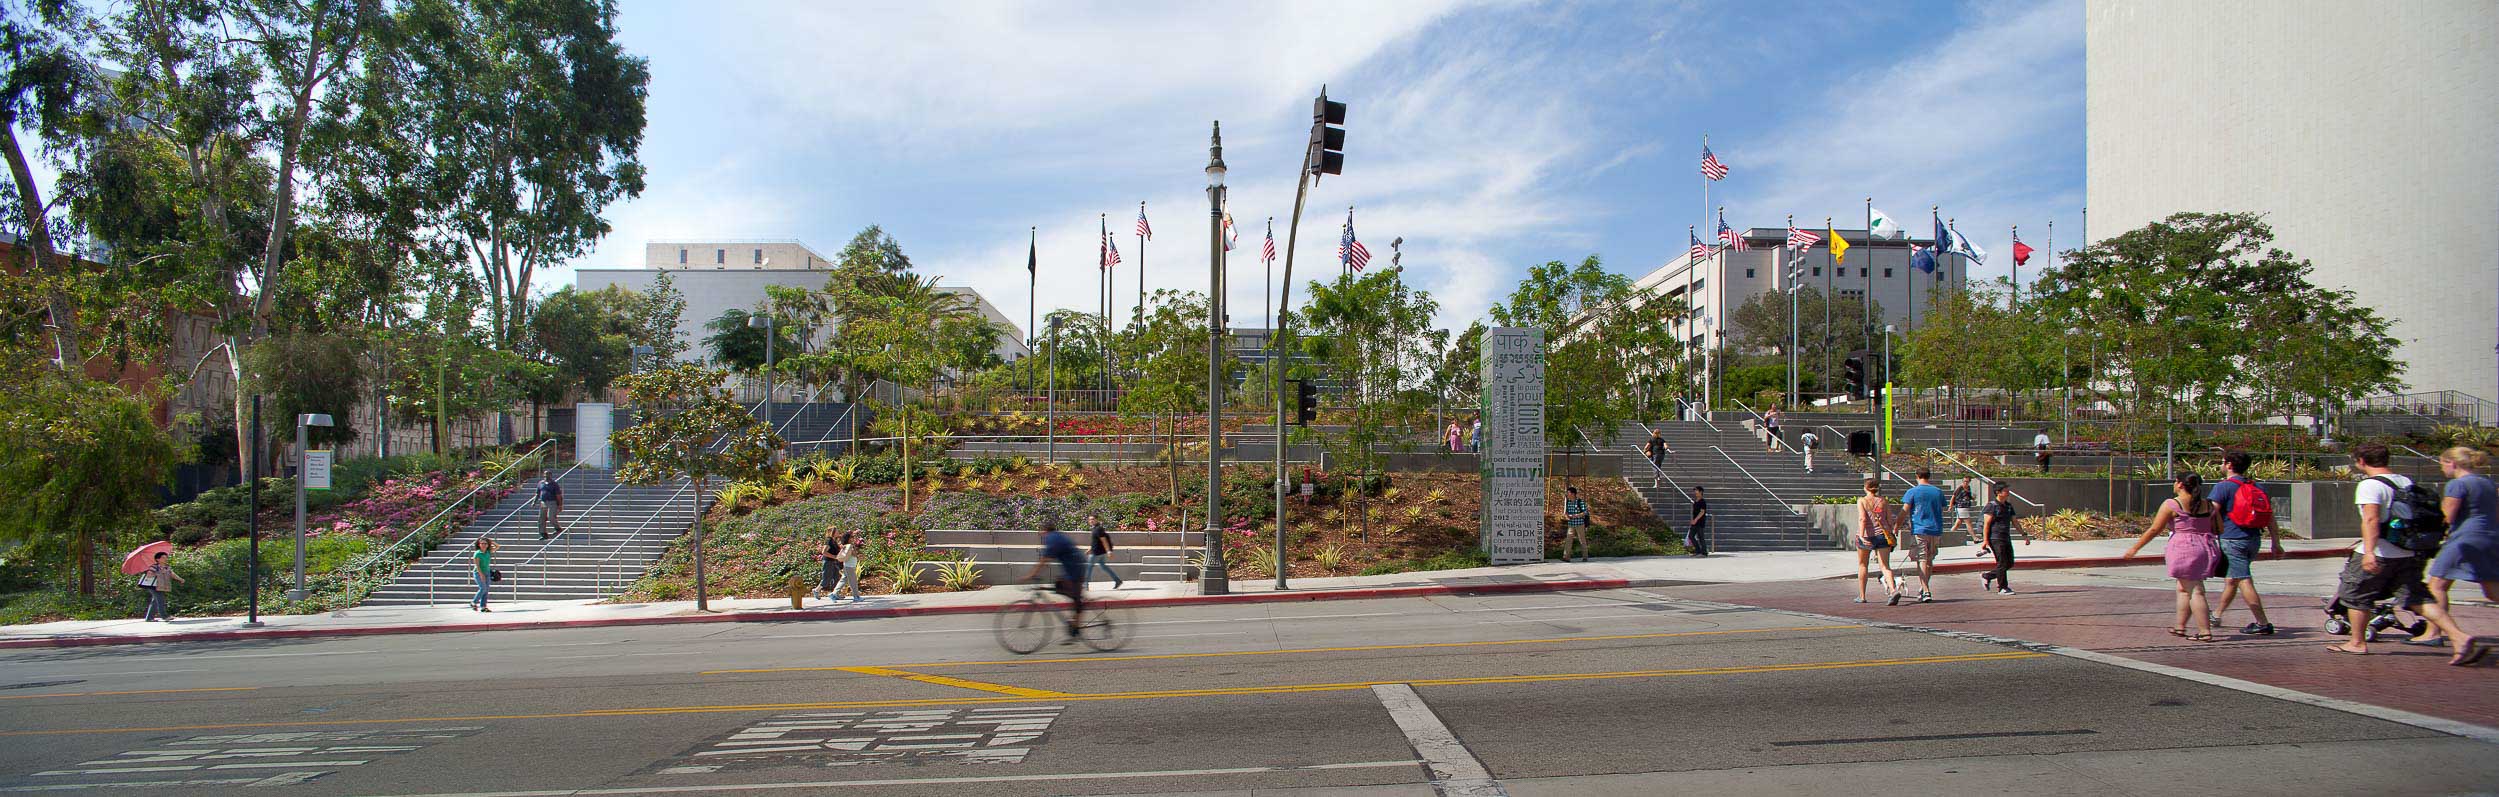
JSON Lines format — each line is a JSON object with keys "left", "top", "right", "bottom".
{"left": 561, "top": 0, "right": 2085, "bottom": 335}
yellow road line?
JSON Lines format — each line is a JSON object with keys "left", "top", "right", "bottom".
{"left": 838, "top": 666, "right": 1072, "bottom": 698}
{"left": 0, "top": 686, "right": 259, "bottom": 700}
{"left": 702, "top": 624, "right": 1866, "bottom": 675}
{"left": 0, "top": 650, "right": 2041, "bottom": 738}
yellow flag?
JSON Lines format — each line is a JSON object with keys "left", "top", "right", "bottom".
{"left": 1827, "top": 223, "right": 1850, "bottom": 265}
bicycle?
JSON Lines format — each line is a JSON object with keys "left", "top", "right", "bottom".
{"left": 994, "top": 582, "right": 1133, "bottom": 654}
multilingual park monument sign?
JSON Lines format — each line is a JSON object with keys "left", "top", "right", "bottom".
{"left": 1479, "top": 327, "right": 1546, "bottom": 564}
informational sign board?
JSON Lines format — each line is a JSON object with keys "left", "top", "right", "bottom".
{"left": 302, "top": 451, "right": 332, "bottom": 490}
{"left": 576, "top": 402, "right": 615, "bottom": 469}
{"left": 1478, "top": 327, "right": 1547, "bottom": 564}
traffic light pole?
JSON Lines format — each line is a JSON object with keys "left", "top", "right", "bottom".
{"left": 1272, "top": 168, "right": 1311, "bottom": 592}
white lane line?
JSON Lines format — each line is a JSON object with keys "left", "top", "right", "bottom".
{"left": 118, "top": 650, "right": 379, "bottom": 662}
{"left": 312, "top": 760, "right": 1420, "bottom": 796}
{"left": 1124, "top": 632, "right": 1249, "bottom": 641}
{"left": 625, "top": 652, "right": 704, "bottom": 658}
{"left": 751, "top": 611, "right": 1408, "bottom": 640}
{"left": 1481, "top": 614, "right": 1668, "bottom": 625}
{"left": 1449, "top": 603, "right": 1624, "bottom": 614}
{"left": 1671, "top": 597, "right": 2499, "bottom": 747}
{"left": 1371, "top": 683, "right": 1507, "bottom": 797}
{"left": 0, "top": 775, "right": 272, "bottom": 791}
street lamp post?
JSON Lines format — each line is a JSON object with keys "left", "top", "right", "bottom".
{"left": 1200, "top": 122, "right": 1230, "bottom": 596}
{"left": 291, "top": 412, "right": 333, "bottom": 601}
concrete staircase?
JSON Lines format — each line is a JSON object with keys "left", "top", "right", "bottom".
{"left": 1609, "top": 419, "right": 1867, "bottom": 552}
{"left": 919, "top": 528, "right": 1203, "bottom": 587}
{"left": 765, "top": 401, "right": 864, "bottom": 458}
{"left": 360, "top": 467, "right": 703, "bottom": 606}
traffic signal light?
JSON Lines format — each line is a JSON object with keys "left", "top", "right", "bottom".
{"left": 1308, "top": 90, "right": 1346, "bottom": 179}
{"left": 1843, "top": 350, "right": 1869, "bottom": 400}
{"left": 1293, "top": 379, "right": 1320, "bottom": 425}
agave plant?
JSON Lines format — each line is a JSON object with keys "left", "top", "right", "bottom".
{"left": 1067, "top": 473, "right": 1087, "bottom": 489}
{"left": 1033, "top": 477, "right": 1053, "bottom": 492}
{"left": 1313, "top": 543, "right": 1349, "bottom": 573}
{"left": 965, "top": 477, "right": 986, "bottom": 491}
{"left": 1403, "top": 505, "right": 1427, "bottom": 522}
{"left": 1425, "top": 488, "right": 1448, "bottom": 504}
{"left": 827, "top": 457, "right": 862, "bottom": 490}
{"left": 933, "top": 557, "right": 984, "bottom": 591}
{"left": 1235, "top": 545, "right": 1276, "bottom": 577}
{"left": 1009, "top": 455, "right": 1029, "bottom": 473}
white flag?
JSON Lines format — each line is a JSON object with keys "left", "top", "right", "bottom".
{"left": 1951, "top": 227, "right": 1987, "bottom": 265}
{"left": 1868, "top": 208, "right": 1905, "bottom": 240}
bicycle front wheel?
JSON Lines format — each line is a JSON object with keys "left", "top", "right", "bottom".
{"left": 994, "top": 597, "right": 1053, "bottom": 655}
{"left": 1077, "top": 602, "right": 1134, "bottom": 652}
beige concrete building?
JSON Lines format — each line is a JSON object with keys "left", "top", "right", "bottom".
{"left": 1628, "top": 227, "right": 1969, "bottom": 350}
{"left": 2086, "top": 0, "right": 2499, "bottom": 400}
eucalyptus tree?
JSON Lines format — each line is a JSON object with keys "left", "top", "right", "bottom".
{"left": 0, "top": 0, "right": 96, "bottom": 373}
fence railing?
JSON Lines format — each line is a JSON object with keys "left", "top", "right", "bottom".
{"left": 346, "top": 438, "right": 556, "bottom": 580}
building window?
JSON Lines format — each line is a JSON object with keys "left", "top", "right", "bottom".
{"left": 1745, "top": 268, "right": 1756, "bottom": 279}
{"left": 1812, "top": 267, "right": 1822, "bottom": 277}
{"left": 1837, "top": 267, "right": 1847, "bottom": 277}
{"left": 678, "top": 248, "right": 687, "bottom": 264}
{"left": 1884, "top": 268, "right": 1894, "bottom": 278}
{"left": 715, "top": 249, "right": 725, "bottom": 264}
{"left": 753, "top": 248, "right": 763, "bottom": 264}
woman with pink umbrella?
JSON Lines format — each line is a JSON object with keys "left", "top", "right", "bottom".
{"left": 126, "top": 543, "right": 182, "bottom": 621}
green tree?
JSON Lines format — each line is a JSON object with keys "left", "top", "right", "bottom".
{"left": 1299, "top": 268, "right": 1438, "bottom": 468}
{"left": 1725, "top": 285, "right": 1883, "bottom": 402}
{"left": 1489, "top": 256, "right": 1675, "bottom": 447}
{"left": 1119, "top": 289, "right": 1235, "bottom": 506}
{"left": 702, "top": 307, "right": 802, "bottom": 373}
{"left": 0, "top": 356, "right": 188, "bottom": 596}
{"left": 393, "top": 0, "right": 650, "bottom": 348}
{"left": 638, "top": 270, "right": 687, "bottom": 362}
{"left": 2028, "top": 211, "right": 2402, "bottom": 424}
{"left": 244, "top": 332, "right": 370, "bottom": 447}
{"left": 610, "top": 363, "right": 779, "bottom": 611}
{"left": 531, "top": 284, "right": 644, "bottom": 399}
{"left": 0, "top": 0, "right": 97, "bottom": 374}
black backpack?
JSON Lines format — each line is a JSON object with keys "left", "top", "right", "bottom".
{"left": 2368, "top": 476, "right": 2448, "bottom": 553}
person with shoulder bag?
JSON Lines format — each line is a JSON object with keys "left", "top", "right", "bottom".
{"left": 2210, "top": 452, "right": 2284, "bottom": 636}
{"left": 469, "top": 537, "right": 499, "bottom": 612}
{"left": 138, "top": 551, "right": 181, "bottom": 621}
{"left": 2326, "top": 444, "right": 2471, "bottom": 658}
{"left": 830, "top": 530, "right": 864, "bottom": 603}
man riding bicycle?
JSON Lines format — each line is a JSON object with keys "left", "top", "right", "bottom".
{"left": 1023, "top": 519, "right": 1089, "bottom": 642}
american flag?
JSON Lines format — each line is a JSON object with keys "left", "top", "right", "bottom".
{"left": 1688, "top": 230, "right": 1709, "bottom": 261}
{"left": 1262, "top": 220, "right": 1277, "bottom": 264}
{"left": 1786, "top": 224, "right": 1820, "bottom": 253}
{"left": 1339, "top": 210, "right": 1371, "bottom": 271}
{"left": 1135, "top": 203, "right": 1152, "bottom": 240}
{"left": 1718, "top": 215, "right": 1749, "bottom": 252}
{"left": 1700, "top": 144, "right": 1729, "bottom": 181}
{"left": 1102, "top": 231, "right": 1121, "bottom": 269}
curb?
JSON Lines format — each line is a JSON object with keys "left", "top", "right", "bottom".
{"left": 1918, "top": 546, "right": 2347, "bottom": 576}
{"left": 0, "top": 578, "right": 1640, "bottom": 651}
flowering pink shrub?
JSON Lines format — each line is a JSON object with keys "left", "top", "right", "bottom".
{"left": 304, "top": 471, "right": 512, "bottom": 543}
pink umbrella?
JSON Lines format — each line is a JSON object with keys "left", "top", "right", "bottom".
{"left": 121, "top": 541, "right": 172, "bottom": 576}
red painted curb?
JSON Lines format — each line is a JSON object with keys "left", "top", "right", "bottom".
{"left": 0, "top": 578, "right": 1636, "bottom": 651}
{"left": 1921, "top": 547, "right": 2348, "bottom": 576}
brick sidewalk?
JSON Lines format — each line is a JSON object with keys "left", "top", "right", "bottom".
{"left": 1672, "top": 580, "right": 2499, "bottom": 730}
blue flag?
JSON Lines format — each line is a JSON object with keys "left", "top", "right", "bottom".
{"left": 1911, "top": 243, "right": 1937, "bottom": 274}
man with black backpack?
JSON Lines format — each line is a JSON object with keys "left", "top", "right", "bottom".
{"left": 2327, "top": 444, "right": 2468, "bottom": 655}
{"left": 2211, "top": 452, "right": 2285, "bottom": 635}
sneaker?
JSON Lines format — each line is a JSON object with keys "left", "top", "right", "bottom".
{"left": 2244, "top": 622, "right": 2276, "bottom": 636}
{"left": 1918, "top": 591, "right": 1933, "bottom": 603}
{"left": 1997, "top": 588, "right": 2015, "bottom": 595}
{"left": 1853, "top": 597, "right": 1868, "bottom": 603}
{"left": 1888, "top": 592, "right": 1903, "bottom": 606}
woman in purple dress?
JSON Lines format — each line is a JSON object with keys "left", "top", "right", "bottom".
{"left": 2429, "top": 447, "right": 2497, "bottom": 665}
{"left": 2124, "top": 473, "right": 2223, "bottom": 642}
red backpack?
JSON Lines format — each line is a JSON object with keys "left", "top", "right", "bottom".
{"left": 2225, "top": 476, "right": 2274, "bottom": 529}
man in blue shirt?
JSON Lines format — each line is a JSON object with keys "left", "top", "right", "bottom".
{"left": 2210, "top": 451, "right": 2284, "bottom": 635}
{"left": 1024, "top": 519, "right": 1089, "bottom": 642}
{"left": 1898, "top": 469, "right": 1947, "bottom": 603}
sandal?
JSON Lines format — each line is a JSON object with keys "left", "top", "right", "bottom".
{"left": 2168, "top": 628, "right": 2188, "bottom": 639}
{"left": 2453, "top": 639, "right": 2491, "bottom": 667}
{"left": 2400, "top": 635, "right": 2449, "bottom": 647}
{"left": 2188, "top": 633, "right": 2215, "bottom": 643}
{"left": 2323, "top": 644, "right": 2368, "bottom": 655}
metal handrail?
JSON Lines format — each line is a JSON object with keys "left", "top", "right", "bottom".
{"left": 1619, "top": 422, "right": 1689, "bottom": 494}
{"left": 497, "top": 445, "right": 642, "bottom": 603}
{"left": 424, "top": 436, "right": 609, "bottom": 606}
{"left": 1708, "top": 445, "right": 1806, "bottom": 516}
{"left": 1926, "top": 447, "right": 2045, "bottom": 508}
{"left": 350, "top": 438, "right": 556, "bottom": 576}
{"left": 594, "top": 476, "right": 700, "bottom": 594}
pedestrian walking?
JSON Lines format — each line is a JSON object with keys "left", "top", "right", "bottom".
{"left": 535, "top": 475, "right": 564, "bottom": 540}
{"left": 1798, "top": 430, "right": 1820, "bottom": 472}
{"left": 1444, "top": 420, "right": 1463, "bottom": 453}
{"left": 1898, "top": 469, "right": 1947, "bottom": 602}
{"left": 1855, "top": 479, "right": 1900, "bottom": 604}
{"left": 2326, "top": 444, "right": 2470, "bottom": 657}
{"left": 1948, "top": 480, "right": 1978, "bottom": 548}
{"left": 1560, "top": 485, "right": 1592, "bottom": 563}
{"left": 137, "top": 552, "right": 180, "bottom": 621}
{"left": 1762, "top": 408, "right": 1784, "bottom": 453}
{"left": 2033, "top": 429, "right": 2054, "bottom": 474}
{"left": 1087, "top": 514, "right": 1124, "bottom": 588}
{"left": 2210, "top": 451, "right": 2284, "bottom": 635}
{"left": 1469, "top": 418, "right": 1482, "bottom": 452}
{"left": 1686, "top": 485, "right": 1710, "bottom": 556}
{"left": 469, "top": 537, "right": 498, "bottom": 612}
{"left": 814, "top": 528, "right": 842, "bottom": 599}
{"left": 2123, "top": 474, "right": 2224, "bottom": 641}
{"left": 829, "top": 530, "right": 864, "bottom": 602}
{"left": 1644, "top": 430, "right": 1671, "bottom": 474}
{"left": 2426, "top": 446, "right": 2496, "bottom": 664}
{"left": 1979, "top": 484, "right": 2028, "bottom": 595}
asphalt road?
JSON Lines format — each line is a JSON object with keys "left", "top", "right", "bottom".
{"left": 3, "top": 587, "right": 2493, "bottom": 796}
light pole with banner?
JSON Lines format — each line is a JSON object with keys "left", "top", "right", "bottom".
{"left": 749, "top": 314, "right": 777, "bottom": 459}
{"left": 292, "top": 413, "right": 334, "bottom": 600}
{"left": 1200, "top": 122, "right": 1229, "bottom": 596}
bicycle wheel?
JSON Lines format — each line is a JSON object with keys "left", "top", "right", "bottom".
{"left": 993, "top": 597, "right": 1053, "bottom": 655}
{"left": 1077, "top": 602, "right": 1134, "bottom": 652}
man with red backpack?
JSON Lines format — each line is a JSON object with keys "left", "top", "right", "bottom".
{"left": 2210, "top": 451, "right": 2285, "bottom": 634}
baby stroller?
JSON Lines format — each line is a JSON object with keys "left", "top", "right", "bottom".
{"left": 2322, "top": 598, "right": 2428, "bottom": 640}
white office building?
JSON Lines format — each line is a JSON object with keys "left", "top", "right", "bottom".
{"left": 576, "top": 239, "right": 1032, "bottom": 365}
{"left": 2086, "top": 0, "right": 2499, "bottom": 401}
{"left": 1626, "top": 227, "right": 1970, "bottom": 350}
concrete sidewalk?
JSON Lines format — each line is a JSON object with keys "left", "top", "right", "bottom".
{"left": 0, "top": 537, "right": 2360, "bottom": 649}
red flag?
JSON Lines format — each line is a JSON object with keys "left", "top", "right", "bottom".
{"left": 2012, "top": 239, "right": 2035, "bottom": 266}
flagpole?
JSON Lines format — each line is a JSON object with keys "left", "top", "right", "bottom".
{"left": 1823, "top": 216, "right": 1834, "bottom": 403}
{"left": 1685, "top": 225, "right": 1696, "bottom": 417}
{"left": 1699, "top": 135, "right": 1710, "bottom": 415}
{"left": 1714, "top": 206, "right": 1727, "bottom": 414}
{"left": 1137, "top": 201, "right": 1147, "bottom": 332}
{"left": 1027, "top": 226, "right": 1037, "bottom": 394}
{"left": 2011, "top": 224, "right": 2020, "bottom": 308}
{"left": 1864, "top": 198, "right": 1875, "bottom": 364}
{"left": 1100, "top": 213, "right": 1110, "bottom": 399}
{"left": 1785, "top": 214, "right": 1798, "bottom": 409}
